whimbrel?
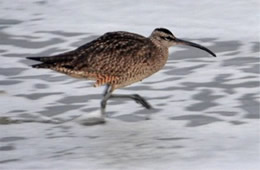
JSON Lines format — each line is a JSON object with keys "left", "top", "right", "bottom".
{"left": 27, "top": 28, "right": 216, "bottom": 123}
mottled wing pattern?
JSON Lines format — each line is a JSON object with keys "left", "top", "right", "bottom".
{"left": 28, "top": 31, "right": 157, "bottom": 88}
{"left": 70, "top": 32, "right": 156, "bottom": 87}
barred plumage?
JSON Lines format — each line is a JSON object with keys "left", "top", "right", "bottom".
{"left": 27, "top": 28, "right": 216, "bottom": 124}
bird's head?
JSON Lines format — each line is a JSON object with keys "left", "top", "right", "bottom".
{"left": 150, "top": 28, "right": 216, "bottom": 57}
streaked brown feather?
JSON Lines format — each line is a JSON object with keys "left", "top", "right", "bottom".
{"left": 27, "top": 30, "right": 169, "bottom": 90}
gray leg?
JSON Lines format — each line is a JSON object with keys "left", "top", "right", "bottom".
{"left": 101, "top": 85, "right": 113, "bottom": 116}
{"left": 103, "top": 84, "right": 111, "bottom": 97}
{"left": 101, "top": 85, "right": 152, "bottom": 117}
{"left": 109, "top": 94, "right": 152, "bottom": 109}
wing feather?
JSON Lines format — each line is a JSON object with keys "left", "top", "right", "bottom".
{"left": 70, "top": 31, "right": 156, "bottom": 77}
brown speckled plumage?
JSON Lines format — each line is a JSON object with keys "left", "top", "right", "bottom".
{"left": 27, "top": 28, "right": 216, "bottom": 122}
{"left": 28, "top": 30, "right": 171, "bottom": 91}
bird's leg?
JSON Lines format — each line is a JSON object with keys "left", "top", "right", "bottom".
{"left": 103, "top": 84, "right": 111, "bottom": 97}
{"left": 109, "top": 94, "right": 152, "bottom": 109}
{"left": 101, "top": 85, "right": 113, "bottom": 116}
{"left": 101, "top": 85, "right": 152, "bottom": 117}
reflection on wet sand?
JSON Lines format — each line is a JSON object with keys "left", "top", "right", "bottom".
{"left": 0, "top": 4, "right": 259, "bottom": 169}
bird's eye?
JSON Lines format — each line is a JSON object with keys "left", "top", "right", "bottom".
{"left": 161, "top": 36, "right": 174, "bottom": 41}
{"left": 165, "top": 36, "right": 174, "bottom": 41}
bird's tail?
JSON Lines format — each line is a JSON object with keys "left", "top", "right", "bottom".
{"left": 26, "top": 57, "right": 57, "bottom": 69}
{"left": 30, "top": 63, "right": 53, "bottom": 69}
{"left": 27, "top": 51, "right": 77, "bottom": 69}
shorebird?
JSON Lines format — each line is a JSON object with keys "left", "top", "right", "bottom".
{"left": 27, "top": 28, "right": 216, "bottom": 123}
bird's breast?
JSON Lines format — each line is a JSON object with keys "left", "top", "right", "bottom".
{"left": 113, "top": 48, "right": 169, "bottom": 89}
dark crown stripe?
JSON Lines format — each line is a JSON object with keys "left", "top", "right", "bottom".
{"left": 155, "top": 28, "right": 173, "bottom": 36}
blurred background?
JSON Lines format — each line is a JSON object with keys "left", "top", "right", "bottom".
{"left": 0, "top": 0, "right": 259, "bottom": 169}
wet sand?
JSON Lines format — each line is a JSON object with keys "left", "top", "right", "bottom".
{"left": 0, "top": 0, "right": 259, "bottom": 169}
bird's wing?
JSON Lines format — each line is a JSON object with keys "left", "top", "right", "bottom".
{"left": 28, "top": 31, "right": 157, "bottom": 87}
{"left": 70, "top": 31, "right": 156, "bottom": 77}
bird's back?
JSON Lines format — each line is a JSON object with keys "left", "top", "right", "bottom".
{"left": 28, "top": 31, "right": 167, "bottom": 90}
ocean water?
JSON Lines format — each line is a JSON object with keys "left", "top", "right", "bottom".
{"left": 0, "top": 0, "right": 259, "bottom": 169}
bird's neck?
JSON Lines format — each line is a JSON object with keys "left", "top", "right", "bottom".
{"left": 153, "top": 42, "right": 169, "bottom": 59}
{"left": 149, "top": 37, "right": 168, "bottom": 54}
{"left": 149, "top": 36, "right": 169, "bottom": 65}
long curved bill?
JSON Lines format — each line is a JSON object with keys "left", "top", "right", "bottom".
{"left": 175, "top": 38, "right": 216, "bottom": 57}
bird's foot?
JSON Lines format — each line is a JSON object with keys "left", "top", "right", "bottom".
{"left": 132, "top": 94, "right": 152, "bottom": 109}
